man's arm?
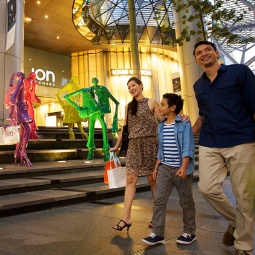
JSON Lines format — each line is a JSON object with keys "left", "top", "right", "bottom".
{"left": 192, "top": 116, "right": 203, "bottom": 135}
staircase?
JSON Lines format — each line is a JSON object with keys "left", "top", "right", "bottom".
{"left": 0, "top": 127, "right": 199, "bottom": 218}
{"left": 0, "top": 127, "right": 116, "bottom": 163}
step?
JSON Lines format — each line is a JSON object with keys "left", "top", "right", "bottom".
{"left": 0, "top": 149, "right": 83, "bottom": 164}
{"left": 0, "top": 148, "right": 198, "bottom": 164}
{"left": 0, "top": 159, "right": 108, "bottom": 179}
{"left": 0, "top": 157, "right": 199, "bottom": 217}
{"left": 0, "top": 170, "right": 105, "bottom": 195}
{"left": 0, "top": 177, "right": 150, "bottom": 217}
{"left": 0, "top": 139, "right": 116, "bottom": 151}
{"left": 0, "top": 130, "right": 200, "bottom": 218}
{"left": 36, "top": 127, "right": 116, "bottom": 141}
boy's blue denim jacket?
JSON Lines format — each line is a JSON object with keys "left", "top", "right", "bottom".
{"left": 156, "top": 116, "right": 195, "bottom": 175}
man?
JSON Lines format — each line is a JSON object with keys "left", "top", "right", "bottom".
{"left": 192, "top": 41, "right": 255, "bottom": 255}
{"left": 64, "top": 77, "right": 119, "bottom": 161}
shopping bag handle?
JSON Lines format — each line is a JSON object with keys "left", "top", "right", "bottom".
{"left": 109, "top": 152, "right": 121, "bottom": 169}
{"left": 3, "top": 119, "right": 19, "bottom": 127}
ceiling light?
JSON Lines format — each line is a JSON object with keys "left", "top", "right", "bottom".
{"left": 57, "top": 36, "right": 60, "bottom": 39}
{"left": 37, "top": 1, "right": 40, "bottom": 4}
{"left": 24, "top": 16, "right": 33, "bottom": 22}
{"left": 45, "top": 15, "right": 48, "bottom": 19}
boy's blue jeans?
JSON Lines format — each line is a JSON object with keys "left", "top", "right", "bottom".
{"left": 152, "top": 164, "right": 196, "bottom": 237}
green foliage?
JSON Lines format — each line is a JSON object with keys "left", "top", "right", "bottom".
{"left": 160, "top": 24, "right": 172, "bottom": 33}
{"left": 172, "top": 0, "right": 254, "bottom": 46}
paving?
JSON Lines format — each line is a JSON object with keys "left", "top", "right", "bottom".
{"left": 0, "top": 175, "right": 254, "bottom": 255}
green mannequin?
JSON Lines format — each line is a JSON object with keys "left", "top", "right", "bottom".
{"left": 64, "top": 77, "right": 119, "bottom": 161}
{"left": 55, "top": 76, "right": 88, "bottom": 140}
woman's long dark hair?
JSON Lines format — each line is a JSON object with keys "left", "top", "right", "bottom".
{"left": 127, "top": 77, "right": 143, "bottom": 115}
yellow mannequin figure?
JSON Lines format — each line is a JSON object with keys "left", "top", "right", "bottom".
{"left": 55, "top": 76, "right": 88, "bottom": 140}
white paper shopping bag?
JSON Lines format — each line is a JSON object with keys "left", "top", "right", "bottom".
{"left": 107, "top": 166, "right": 127, "bottom": 189}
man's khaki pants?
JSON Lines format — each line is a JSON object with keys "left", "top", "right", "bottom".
{"left": 198, "top": 143, "right": 255, "bottom": 254}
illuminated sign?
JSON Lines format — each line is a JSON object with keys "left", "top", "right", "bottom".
{"left": 31, "top": 68, "right": 56, "bottom": 86}
{"left": 111, "top": 69, "right": 152, "bottom": 76}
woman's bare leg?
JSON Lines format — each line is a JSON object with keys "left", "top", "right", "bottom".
{"left": 113, "top": 174, "right": 138, "bottom": 228}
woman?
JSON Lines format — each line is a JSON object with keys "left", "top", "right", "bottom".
{"left": 110, "top": 76, "right": 162, "bottom": 230}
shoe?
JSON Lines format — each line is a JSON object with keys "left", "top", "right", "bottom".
{"left": 233, "top": 248, "right": 249, "bottom": 255}
{"left": 148, "top": 221, "right": 153, "bottom": 228}
{"left": 176, "top": 233, "right": 196, "bottom": 244}
{"left": 142, "top": 233, "right": 165, "bottom": 245}
{"left": 20, "top": 152, "right": 33, "bottom": 167}
{"left": 112, "top": 220, "right": 131, "bottom": 231}
{"left": 223, "top": 225, "right": 235, "bottom": 246}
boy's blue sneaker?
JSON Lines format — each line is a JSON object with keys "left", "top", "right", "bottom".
{"left": 142, "top": 233, "right": 165, "bottom": 245}
{"left": 176, "top": 233, "right": 196, "bottom": 244}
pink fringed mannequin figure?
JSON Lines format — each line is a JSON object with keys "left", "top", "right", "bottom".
{"left": 9, "top": 72, "right": 33, "bottom": 167}
{"left": 24, "top": 72, "right": 41, "bottom": 139}
{"left": 4, "top": 73, "right": 18, "bottom": 125}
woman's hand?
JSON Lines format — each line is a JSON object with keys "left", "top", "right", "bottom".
{"left": 153, "top": 169, "right": 158, "bottom": 180}
{"left": 180, "top": 114, "right": 190, "bottom": 122}
{"left": 109, "top": 147, "right": 118, "bottom": 152}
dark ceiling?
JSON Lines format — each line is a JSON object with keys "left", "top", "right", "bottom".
{"left": 24, "top": 0, "right": 94, "bottom": 56}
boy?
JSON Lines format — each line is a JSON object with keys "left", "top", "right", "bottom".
{"left": 142, "top": 93, "right": 196, "bottom": 245}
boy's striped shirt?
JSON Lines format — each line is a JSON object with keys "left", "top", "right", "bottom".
{"left": 162, "top": 122, "right": 180, "bottom": 167}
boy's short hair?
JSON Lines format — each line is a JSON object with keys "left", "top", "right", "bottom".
{"left": 193, "top": 41, "right": 217, "bottom": 56}
{"left": 163, "top": 93, "right": 183, "bottom": 115}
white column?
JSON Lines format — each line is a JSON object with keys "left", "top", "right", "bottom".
{"left": 0, "top": 0, "right": 24, "bottom": 121}
{"left": 174, "top": 8, "right": 204, "bottom": 124}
